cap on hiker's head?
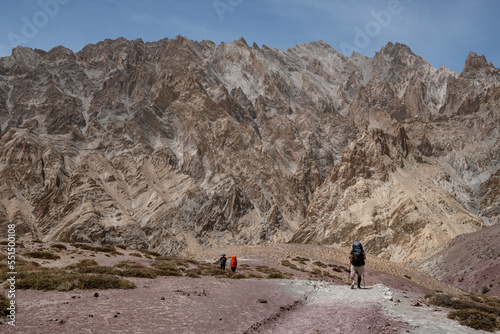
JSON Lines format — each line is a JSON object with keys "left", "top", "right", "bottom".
{"left": 222, "top": 253, "right": 225, "bottom": 256}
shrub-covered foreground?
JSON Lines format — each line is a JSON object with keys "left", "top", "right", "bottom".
{"left": 1, "top": 248, "right": 298, "bottom": 292}
{"left": 24, "top": 251, "right": 60, "bottom": 260}
{"left": 0, "top": 293, "right": 9, "bottom": 317}
{"left": 5, "top": 269, "right": 136, "bottom": 291}
{"left": 426, "top": 293, "right": 500, "bottom": 332}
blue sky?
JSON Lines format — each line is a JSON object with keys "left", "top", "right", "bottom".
{"left": 0, "top": 0, "right": 499, "bottom": 73}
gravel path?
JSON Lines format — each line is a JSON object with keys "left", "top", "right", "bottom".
{"left": 249, "top": 283, "right": 492, "bottom": 334}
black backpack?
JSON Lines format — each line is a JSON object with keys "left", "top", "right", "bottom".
{"left": 351, "top": 242, "right": 365, "bottom": 266}
{"left": 220, "top": 256, "right": 227, "bottom": 264}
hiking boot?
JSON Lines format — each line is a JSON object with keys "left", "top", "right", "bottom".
{"left": 357, "top": 284, "right": 361, "bottom": 289}
{"left": 350, "top": 282, "right": 355, "bottom": 289}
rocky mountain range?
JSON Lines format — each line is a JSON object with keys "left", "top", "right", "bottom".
{"left": 0, "top": 36, "right": 498, "bottom": 265}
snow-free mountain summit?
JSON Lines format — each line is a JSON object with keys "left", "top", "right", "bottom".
{"left": 0, "top": 37, "right": 498, "bottom": 264}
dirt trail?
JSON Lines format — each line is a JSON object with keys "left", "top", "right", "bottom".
{"left": 1, "top": 243, "right": 492, "bottom": 333}
{"left": 249, "top": 283, "right": 490, "bottom": 334}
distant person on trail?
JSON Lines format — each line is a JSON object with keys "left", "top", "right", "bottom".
{"left": 220, "top": 253, "right": 227, "bottom": 270}
{"left": 230, "top": 255, "right": 237, "bottom": 273}
{"left": 349, "top": 241, "right": 366, "bottom": 289}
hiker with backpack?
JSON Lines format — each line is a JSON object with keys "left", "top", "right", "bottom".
{"left": 220, "top": 253, "right": 227, "bottom": 270}
{"left": 349, "top": 241, "right": 366, "bottom": 289}
{"left": 230, "top": 255, "right": 237, "bottom": 272}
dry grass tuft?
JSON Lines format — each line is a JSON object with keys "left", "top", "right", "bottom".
{"left": 281, "top": 260, "right": 299, "bottom": 270}
{"left": 313, "top": 261, "right": 327, "bottom": 268}
{"left": 328, "top": 264, "right": 349, "bottom": 273}
{"left": 24, "top": 251, "right": 60, "bottom": 260}
{"left": 448, "top": 310, "right": 499, "bottom": 332}
{"left": 129, "top": 252, "right": 143, "bottom": 258}
{"left": 267, "top": 272, "right": 294, "bottom": 279}
{"left": 50, "top": 244, "right": 67, "bottom": 250}
{"left": 427, "top": 293, "right": 500, "bottom": 331}
{"left": 292, "top": 257, "right": 310, "bottom": 265}
{"left": 0, "top": 293, "right": 9, "bottom": 316}
{"left": 6, "top": 269, "right": 135, "bottom": 291}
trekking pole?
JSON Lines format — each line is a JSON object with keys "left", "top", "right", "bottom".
{"left": 347, "top": 262, "right": 350, "bottom": 285}
{"left": 363, "top": 269, "right": 365, "bottom": 288}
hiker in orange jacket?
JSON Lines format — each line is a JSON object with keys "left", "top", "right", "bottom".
{"left": 230, "top": 255, "right": 237, "bottom": 272}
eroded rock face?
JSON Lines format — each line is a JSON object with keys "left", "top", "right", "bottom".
{"left": 291, "top": 126, "right": 484, "bottom": 263}
{"left": 0, "top": 36, "right": 498, "bottom": 261}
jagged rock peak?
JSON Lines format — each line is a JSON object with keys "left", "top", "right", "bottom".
{"left": 234, "top": 37, "right": 248, "bottom": 47}
{"left": 47, "top": 45, "right": 75, "bottom": 61}
{"left": 379, "top": 41, "right": 415, "bottom": 57}
{"left": 10, "top": 46, "right": 42, "bottom": 68}
{"left": 461, "top": 51, "right": 495, "bottom": 76}
{"left": 294, "top": 40, "right": 337, "bottom": 52}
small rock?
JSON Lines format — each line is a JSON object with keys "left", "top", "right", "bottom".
{"left": 219, "top": 318, "right": 222, "bottom": 321}
{"left": 258, "top": 299, "right": 268, "bottom": 303}
{"left": 161, "top": 297, "right": 165, "bottom": 300}
{"left": 89, "top": 314, "right": 93, "bottom": 317}
{"left": 60, "top": 320, "right": 65, "bottom": 324}
{"left": 72, "top": 296, "right": 76, "bottom": 299}
{"left": 94, "top": 293, "right": 99, "bottom": 298}
{"left": 113, "top": 315, "right": 118, "bottom": 318}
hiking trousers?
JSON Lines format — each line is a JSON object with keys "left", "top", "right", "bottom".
{"left": 350, "top": 264, "right": 364, "bottom": 278}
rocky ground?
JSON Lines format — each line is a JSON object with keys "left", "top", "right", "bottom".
{"left": 2, "top": 242, "right": 497, "bottom": 333}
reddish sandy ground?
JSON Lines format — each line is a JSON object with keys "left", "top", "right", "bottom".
{"left": 0, "top": 242, "right": 492, "bottom": 333}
